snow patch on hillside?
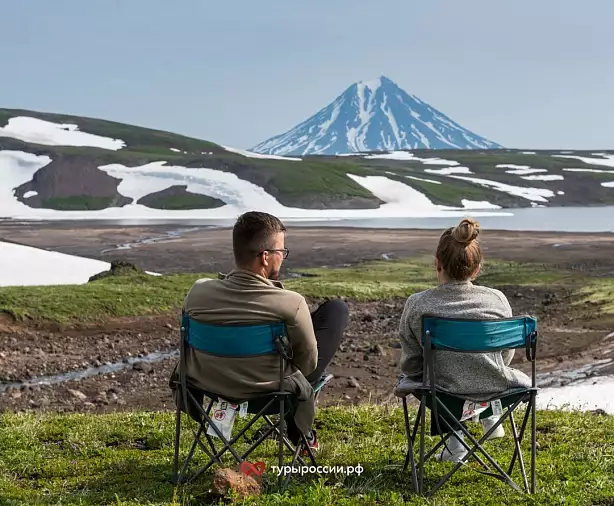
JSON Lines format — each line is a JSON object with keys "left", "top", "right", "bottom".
{"left": 0, "top": 151, "right": 507, "bottom": 221}
{"left": 521, "top": 175, "right": 564, "bottom": 181}
{"left": 405, "top": 175, "right": 442, "bottom": 185}
{"left": 424, "top": 166, "right": 473, "bottom": 175}
{"left": 0, "top": 117, "right": 125, "bottom": 150}
{"left": 461, "top": 200, "right": 501, "bottom": 210}
{"left": 504, "top": 167, "right": 548, "bottom": 175}
{"left": 0, "top": 150, "right": 54, "bottom": 216}
{"left": 449, "top": 175, "right": 555, "bottom": 203}
{"left": 554, "top": 154, "right": 614, "bottom": 168}
{"left": 345, "top": 174, "right": 450, "bottom": 213}
{"left": 563, "top": 168, "right": 614, "bottom": 174}
{"left": 364, "top": 151, "right": 460, "bottom": 165}
{"left": 222, "top": 146, "right": 302, "bottom": 161}
{"left": 99, "top": 162, "right": 282, "bottom": 211}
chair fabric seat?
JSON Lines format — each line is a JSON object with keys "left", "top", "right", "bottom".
{"left": 418, "top": 389, "right": 530, "bottom": 422}
{"left": 395, "top": 377, "right": 530, "bottom": 421}
{"left": 200, "top": 388, "right": 298, "bottom": 417}
{"left": 174, "top": 383, "right": 298, "bottom": 422}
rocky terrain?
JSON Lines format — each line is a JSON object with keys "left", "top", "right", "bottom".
{"left": 1, "top": 225, "right": 613, "bottom": 414}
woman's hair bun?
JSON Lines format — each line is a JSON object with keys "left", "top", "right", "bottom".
{"left": 452, "top": 218, "right": 480, "bottom": 245}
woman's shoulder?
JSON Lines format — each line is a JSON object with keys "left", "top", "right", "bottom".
{"left": 405, "top": 287, "right": 437, "bottom": 305}
{"left": 469, "top": 284, "right": 513, "bottom": 315}
{"left": 472, "top": 284, "right": 509, "bottom": 302}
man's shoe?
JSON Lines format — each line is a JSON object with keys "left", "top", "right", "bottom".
{"left": 481, "top": 415, "right": 505, "bottom": 440}
{"left": 301, "top": 429, "right": 319, "bottom": 456}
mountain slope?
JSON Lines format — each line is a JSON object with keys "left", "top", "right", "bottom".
{"left": 251, "top": 76, "right": 502, "bottom": 156}
{"left": 1, "top": 108, "right": 614, "bottom": 220}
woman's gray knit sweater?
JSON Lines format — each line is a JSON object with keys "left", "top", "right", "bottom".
{"left": 397, "top": 280, "right": 531, "bottom": 399}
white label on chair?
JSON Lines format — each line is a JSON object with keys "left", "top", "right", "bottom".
{"left": 239, "top": 401, "right": 248, "bottom": 418}
{"left": 460, "top": 400, "right": 490, "bottom": 421}
{"left": 207, "top": 401, "right": 238, "bottom": 440}
{"left": 491, "top": 399, "right": 503, "bottom": 416}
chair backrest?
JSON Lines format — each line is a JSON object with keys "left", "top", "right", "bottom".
{"left": 421, "top": 315, "right": 537, "bottom": 354}
{"left": 181, "top": 312, "right": 288, "bottom": 357}
{"left": 178, "top": 312, "right": 291, "bottom": 401}
{"left": 420, "top": 314, "right": 538, "bottom": 392}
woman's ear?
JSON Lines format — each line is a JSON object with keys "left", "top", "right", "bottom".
{"left": 472, "top": 263, "right": 482, "bottom": 278}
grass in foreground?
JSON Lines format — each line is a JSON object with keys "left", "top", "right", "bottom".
{"left": 0, "top": 405, "right": 612, "bottom": 505}
{"left": 0, "top": 258, "right": 579, "bottom": 324}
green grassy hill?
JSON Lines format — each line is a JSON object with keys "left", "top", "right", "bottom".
{"left": 2, "top": 108, "right": 614, "bottom": 213}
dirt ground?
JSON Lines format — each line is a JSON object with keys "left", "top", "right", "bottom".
{"left": 1, "top": 223, "right": 613, "bottom": 415}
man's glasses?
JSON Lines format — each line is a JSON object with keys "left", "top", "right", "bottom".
{"left": 258, "top": 248, "right": 289, "bottom": 259}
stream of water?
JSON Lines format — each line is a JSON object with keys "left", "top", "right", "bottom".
{"left": 1, "top": 350, "right": 611, "bottom": 396}
{"left": 0, "top": 350, "right": 178, "bottom": 393}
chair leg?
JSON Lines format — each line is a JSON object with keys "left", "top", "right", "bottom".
{"left": 531, "top": 391, "right": 537, "bottom": 494}
{"left": 178, "top": 424, "right": 205, "bottom": 484}
{"left": 509, "top": 411, "right": 529, "bottom": 492}
{"left": 411, "top": 401, "right": 422, "bottom": 443}
{"left": 402, "top": 397, "right": 419, "bottom": 493}
{"left": 419, "top": 395, "right": 426, "bottom": 495}
{"left": 508, "top": 400, "right": 531, "bottom": 475}
{"left": 173, "top": 402, "right": 181, "bottom": 485}
{"left": 278, "top": 396, "right": 285, "bottom": 489}
{"left": 278, "top": 435, "right": 305, "bottom": 490}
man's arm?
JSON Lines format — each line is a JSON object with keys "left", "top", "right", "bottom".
{"left": 285, "top": 297, "right": 318, "bottom": 375}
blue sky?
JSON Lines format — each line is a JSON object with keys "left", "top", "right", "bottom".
{"left": 1, "top": 0, "right": 612, "bottom": 150}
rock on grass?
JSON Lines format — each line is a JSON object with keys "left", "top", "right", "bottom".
{"left": 211, "top": 468, "right": 261, "bottom": 498}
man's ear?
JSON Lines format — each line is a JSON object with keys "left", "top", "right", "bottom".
{"left": 260, "top": 251, "right": 270, "bottom": 267}
{"left": 435, "top": 256, "right": 442, "bottom": 272}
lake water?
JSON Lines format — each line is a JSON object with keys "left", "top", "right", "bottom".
{"left": 2, "top": 206, "right": 614, "bottom": 232}
{"left": 280, "top": 206, "right": 614, "bottom": 232}
{"left": 11, "top": 206, "right": 610, "bottom": 232}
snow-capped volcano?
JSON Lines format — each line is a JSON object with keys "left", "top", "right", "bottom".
{"left": 251, "top": 75, "right": 503, "bottom": 156}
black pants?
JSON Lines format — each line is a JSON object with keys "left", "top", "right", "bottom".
{"left": 286, "top": 299, "right": 348, "bottom": 441}
{"left": 304, "top": 299, "right": 349, "bottom": 385}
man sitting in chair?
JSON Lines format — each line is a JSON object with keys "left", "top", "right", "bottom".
{"left": 395, "top": 218, "right": 531, "bottom": 462}
{"left": 174, "top": 210, "right": 348, "bottom": 452}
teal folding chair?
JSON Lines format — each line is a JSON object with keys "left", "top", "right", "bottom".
{"left": 398, "top": 314, "right": 538, "bottom": 497}
{"left": 171, "top": 312, "right": 318, "bottom": 488}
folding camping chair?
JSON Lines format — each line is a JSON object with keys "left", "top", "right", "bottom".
{"left": 398, "top": 314, "right": 538, "bottom": 497}
{"left": 171, "top": 312, "right": 318, "bottom": 488}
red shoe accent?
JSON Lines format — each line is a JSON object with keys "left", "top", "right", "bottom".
{"left": 301, "top": 430, "right": 319, "bottom": 456}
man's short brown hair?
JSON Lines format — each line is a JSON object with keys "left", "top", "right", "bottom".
{"left": 232, "top": 211, "right": 286, "bottom": 266}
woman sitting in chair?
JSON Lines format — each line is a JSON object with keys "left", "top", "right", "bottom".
{"left": 397, "top": 217, "right": 531, "bottom": 462}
